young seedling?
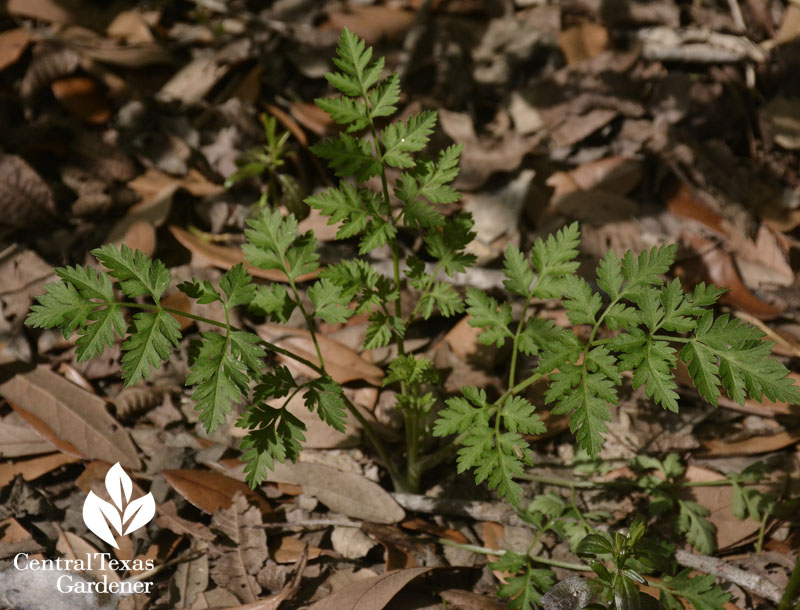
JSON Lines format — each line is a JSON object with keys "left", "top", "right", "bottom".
{"left": 226, "top": 113, "right": 304, "bottom": 215}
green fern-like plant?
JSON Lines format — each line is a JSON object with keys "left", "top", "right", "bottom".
{"left": 433, "top": 225, "right": 800, "bottom": 507}
{"left": 26, "top": 29, "right": 800, "bottom": 510}
{"left": 25, "top": 29, "right": 800, "bottom": 608}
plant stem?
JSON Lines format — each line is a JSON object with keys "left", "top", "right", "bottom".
{"left": 114, "top": 300, "right": 406, "bottom": 490}
{"left": 363, "top": 91, "right": 420, "bottom": 493}
{"left": 755, "top": 509, "right": 769, "bottom": 553}
{"left": 516, "top": 473, "right": 598, "bottom": 489}
{"left": 652, "top": 334, "right": 689, "bottom": 343}
{"left": 438, "top": 539, "right": 589, "bottom": 572}
{"left": 282, "top": 258, "right": 325, "bottom": 369}
{"left": 508, "top": 296, "right": 533, "bottom": 389}
{"left": 516, "top": 470, "right": 760, "bottom": 491}
{"left": 778, "top": 552, "right": 800, "bottom": 610}
{"left": 127, "top": 303, "right": 324, "bottom": 374}
{"left": 495, "top": 371, "right": 545, "bottom": 406}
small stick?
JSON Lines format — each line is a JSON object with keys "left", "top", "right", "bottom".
{"left": 260, "top": 519, "right": 362, "bottom": 530}
{"left": 675, "top": 549, "right": 782, "bottom": 603}
{"left": 394, "top": 492, "right": 785, "bottom": 602}
{"left": 126, "top": 548, "right": 206, "bottom": 582}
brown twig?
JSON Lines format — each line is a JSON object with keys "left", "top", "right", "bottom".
{"left": 394, "top": 492, "right": 785, "bottom": 602}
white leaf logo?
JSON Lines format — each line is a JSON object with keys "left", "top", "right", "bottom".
{"left": 82, "top": 463, "right": 156, "bottom": 549}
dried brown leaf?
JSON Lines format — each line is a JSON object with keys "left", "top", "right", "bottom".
{"left": 116, "top": 219, "right": 157, "bottom": 257}
{"left": 51, "top": 76, "right": 111, "bottom": 124}
{"left": 558, "top": 22, "right": 610, "bottom": 65}
{"left": 439, "top": 109, "right": 535, "bottom": 190}
{"left": 265, "top": 461, "right": 404, "bottom": 523}
{"left": 265, "top": 104, "right": 308, "bottom": 148}
{"left": 680, "top": 231, "right": 783, "bottom": 320}
{"left": 157, "top": 54, "right": 228, "bottom": 104}
{"left": 160, "top": 291, "right": 194, "bottom": 331}
{"left": 168, "top": 549, "right": 209, "bottom": 609}
{"left": 735, "top": 225, "right": 794, "bottom": 289}
{"left": 231, "top": 544, "right": 309, "bottom": 610}
{"left": 0, "top": 421, "right": 54, "bottom": 458}
{"left": 0, "top": 28, "right": 32, "bottom": 72}
{"left": 549, "top": 108, "right": 618, "bottom": 149}
{"left": 273, "top": 535, "right": 325, "bottom": 564}
{"left": 666, "top": 180, "right": 728, "bottom": 236}
{"left": 0, "top": 517, "right": 33, "bottom": 545}
{"left": 321, "top": 6, "right": 416, "bottom": 44}
{"left": 6, "top": 0, "right": 75, "bottom": 23}
{"left": 0, "top": 452, "right": 79, "bottom": 487}
{"left": 548, "top": 156, "right": 643, "bottom": 196}
{"left": 256, "top": 324, "right": 383, "bottom": 385}
{"left": 306, "top": 566, "right": 442, "bottom": 610}
{"left": 21, "top": 46, "right": 81, "bottom": 102}
{"left": 775, "top": 4, "right": 800, "bottom": 44}
{"left": 156, "top": 499, "right": 215, "bottom": 542}
{"left": 56, "top": 528, "right": 122, "bottom": 584}
{"left": 439, "top": 589, "right": 506, "bottom": 610}
{"left": 682, "top": 465, "right": 772, "bottom": 550}
{"left": 289, "top": 101, "right": 336, "bottom": 137}
{"left": 106, "top": 9, "right": 156, "bottom": 44}
{"left": 666, "top": 181, "right": 793, "bottom": 288}
{"left": 209, "top": 492, "right": 268, "bottom": 604}
{"left": 0, "top": 154, "right": 57, "bottom": 229}
{"left": 161, "top": 468, "right": 272, "bottom": 515}
{"left": 112, "top": 385, "right": 165, "bottom": 419}
{"left": 402, "top": 517, "right": 468, "bottom": 544}
{"left": 362, "top": 522, "right": 434, "bottom": 570}
{"left": 549, "top": 189, "right": 639, "bottom": 225}
{"left": 0, "top": 365, "right": 140, "bottom": 468}
{"left": 107, "top": 168, "right": 222, "bottom": 247}
{"left": 65, "top": 31, "right": 172, "bottom": 68}
{"left": 700, "top": 428, "right": 800, "bottom": 457}
{"left": 69, "top": 130, "right": 137, "bottom": 182}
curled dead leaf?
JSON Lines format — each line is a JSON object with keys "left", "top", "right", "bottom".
{"left": 680, "top": 231, "right": 783, "bottom": 320}
{"left": 21, "top": 47, "right": 82, "bottom": 102}
{"left": 111, "top": 385, "right": 166, "bottom": 419}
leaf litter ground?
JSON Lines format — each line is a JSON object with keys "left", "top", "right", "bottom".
{"left": 2, "top": 0, "right": 800, "bottom": 609}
